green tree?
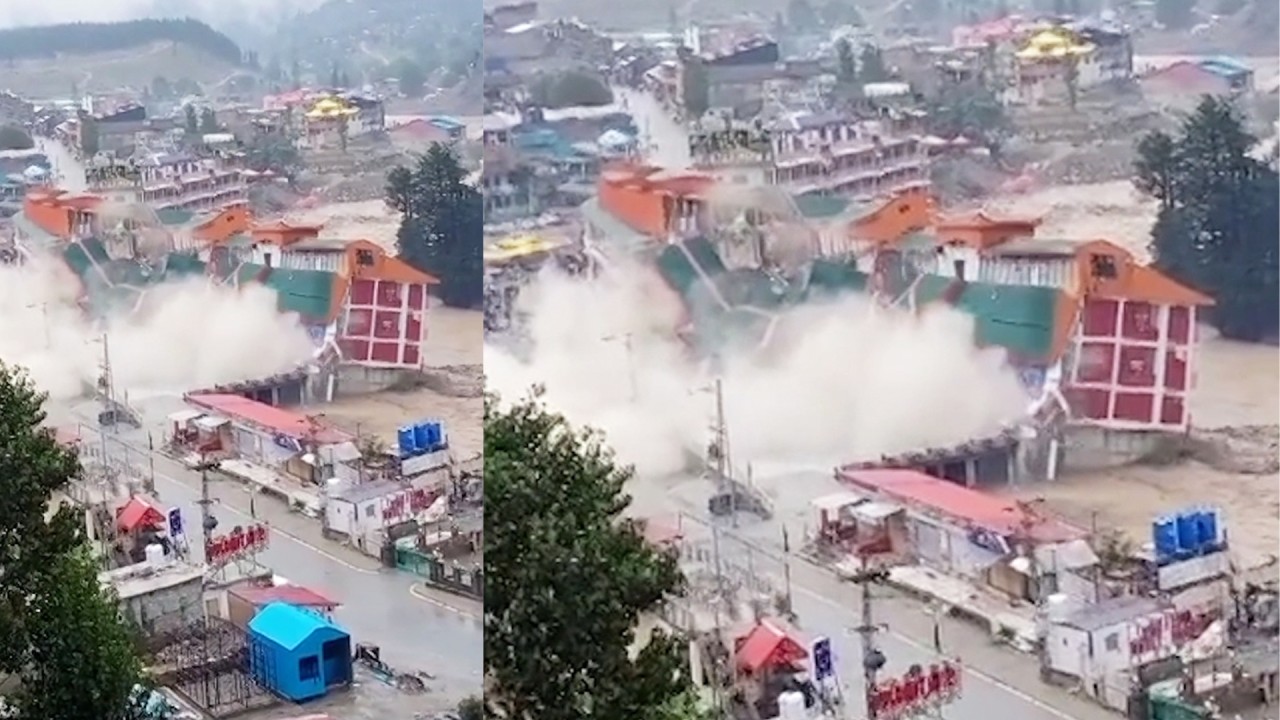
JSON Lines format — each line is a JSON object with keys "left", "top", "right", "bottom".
{"left": 1135, "top": 96, "right": 1280, "bottom": 341}
{"left": 484, "top": 393, "right": 693, "bottom": 720}
{"left": 925, "top": 80, "right": 1011, "bottom": 152}
{"left": 457, "top": 696, "right": 484, "bottom": 720}
{"left": 0, "top": 124, "right": 34, "bottom": 151}
{"left": 0, "top": 364, "right": 146, "bottom": 719}
{"left": 183, "top": 105, "right": 198, "bottom": 135}
{"left": 150, "top": 75, "right": 173, "bottom": 100}
{"left": 681, "top": 57, "right": 710, "bottom": 119}
{"left": 199, "top": 107, "right": 220, "bottom": 134}
{"left": 835, "top": 38, "right": 859, "bottom": 86}
{"left": 529, "top": 70, "right": 614, "bottom": 109}
{"left": 244, "top": 132, "right": 300, "bottom": 174}
{"left": 392, "top": 57, "right": 428, "bottom": 97}
{"left": 386, "top": 144, "right": 482, "bottom": 307}
{"left": 858, "top": 44, "right": 889, "bottom": 83}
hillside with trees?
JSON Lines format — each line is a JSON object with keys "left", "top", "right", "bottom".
{"left": 265, "top": 0, "right": 480, "bottom": 95}
{"left": 0, "top": 19, "right": 245, "bottom": 65}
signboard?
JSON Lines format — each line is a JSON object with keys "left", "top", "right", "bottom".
{"left": 205, "top": 523, "right": 269, "bottom": 565}
{"left": 811, "top": 637, "right": 834, "bottom": 682}
{"left": 167, "top": 507, "right": 184, "bottom": 538}
{"left": 381, "top": 488, "right": 439, "bottom": 522}
{"left": 869, "top": 661, "right": 961, "bottom": 720}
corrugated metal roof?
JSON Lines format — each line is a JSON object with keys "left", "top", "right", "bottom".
{"left": 185, "top": 394, "right": 350, "bottom": 444}
{"left": 837, "top": 468, "right": 1083, "bottom": 541}
{"left": 231, "top": 584, "right": 339, "bottom": 609}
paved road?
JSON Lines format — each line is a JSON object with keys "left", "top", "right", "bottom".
{"left": 48, "top": 395, "right": 483, "bottom": 698}
{"left": 634, "top": 470, "right": 1117, "bottom": 720}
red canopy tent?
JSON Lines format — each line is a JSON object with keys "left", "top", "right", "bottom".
{"left": 116, "top": 497, "right": 165, "bottom": 533}
{"left": 734, "top": 619, "right": 809, "bottom": 674}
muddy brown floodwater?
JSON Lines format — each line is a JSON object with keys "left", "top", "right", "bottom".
{"left": 987, "top": 180, "right": 1279, "bottom": 569}
{"left": 319, "top": 307, "right": 484, "bottom": 460}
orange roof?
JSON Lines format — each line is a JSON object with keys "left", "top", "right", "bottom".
{"left": 1106, "top": 263, "right": 1214, "bottom": 306}
{"left": 837, "top": 468, "right": 1084, "bottom": 542}
{"left": 734, "top": 619, "right": 808, "bottom": 673}
{"left": 117, "top": 496, "right": 165, "bottom": 532}
{"left": 185, "top": 393, "right": 351, "bottom": 444}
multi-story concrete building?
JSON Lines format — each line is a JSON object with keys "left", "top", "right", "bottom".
{"left": 689, "top": 110, "right": 928, "bottom": 199}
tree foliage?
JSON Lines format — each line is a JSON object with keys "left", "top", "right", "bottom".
{"left": 530, "top": 70, "right": 614, "bottom": 109}
{"left": 858, "top": 45, "right": 890, "bottom": 83}
{"left": 386, "top": 144, "right": 482, "bottom": 307}
{"left": 1134, "top": 96, "right": 1280, "bottom": 341}
{"left": 0, "top": 125, "right": 34, "bottom": 151}
{"left": 835, "top": 39, "right": 858, "bottom": 86}
{"left": 391, "top": 57, "right": 428, "bottom": 98}
{"left": 484, "top": 393, "right": 693, "bottom": 720}
{"left": 924, "top": 80, "right": 1011, "bottom": 151}
{"left": 681, "top": 58, "right": 711, "bottom": 119}
{"left": 0, "top": 363, "right": 145, "bottom": 719}
{"left": 0, "top": 19, "right": 243, "bottom": 65}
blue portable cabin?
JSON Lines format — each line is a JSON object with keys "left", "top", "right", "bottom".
{"left": 247, "top": 601, "right": 353, "bottom": 702}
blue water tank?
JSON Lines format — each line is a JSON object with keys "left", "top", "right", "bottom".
{"left": 435, "top": 422, "right": 448, "bottom": 450}
{"left": 1175, "top": 511, "right": 1200, "bottom": 552}
{"left": 1197, "top": 509, "right": 1219, "bottom": 548}
{"left": 1153, "top": 517, "right": 1178, "bottom": 561}
{"left": 397, "top": 426, "right": 417, "bottom": 457}
{"left": 430, "top": 422, "right": 444, "bottom": 450}
{"left": 413, "top": 423, "right": 430, "bottom": 454}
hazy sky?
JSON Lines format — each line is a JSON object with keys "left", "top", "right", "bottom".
{"left": 0, "top": 0, "right": 327, "bottom": 29}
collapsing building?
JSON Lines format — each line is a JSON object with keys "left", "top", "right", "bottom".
{"left": 575, "top": 169, "right": 1212, "bottom": 484}
{"left": 11, "top": 191, "right": 441, "bottom": 403}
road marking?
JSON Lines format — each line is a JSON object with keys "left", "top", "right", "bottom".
{"left": 149, "top": 467, "right": 379, "bottom": 575}
{"left": 409, "top": 584, "right": 481, "bottom": 621}
{"left": 791, "top": 584, "right": 1081, "bottom": 720}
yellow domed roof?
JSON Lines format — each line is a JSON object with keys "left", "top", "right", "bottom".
{"left": 1016, "top": 28, "right": 1094, "bottom": 59}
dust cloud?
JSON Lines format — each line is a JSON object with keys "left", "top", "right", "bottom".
{"left": 485, "top": 261, "right": 1029, "bottom": 476}
{"left": 0, "top": 255, "right": 315, "bottom": 399}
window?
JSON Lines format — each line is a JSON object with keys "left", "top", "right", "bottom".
{"left": 953, "top": 259, "right": 966, "bottom": 281}
{"left": 1104, "top": 633, "right": 1119, "bottom": 651}
{"left": 355, "top": 249, "right": 375, "bottom": 267}
{"left": 1090, "top": 254, "right": 1117, "bottom": 279}
{"left": 364, "top": 504, "right": 375, "bottom": 517}
{"left": 299, "top": 656, "right": 320, "bottom": 681}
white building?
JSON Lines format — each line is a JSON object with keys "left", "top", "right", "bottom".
{"left": 323, "top": 479, "right": 448, "bottom": 555}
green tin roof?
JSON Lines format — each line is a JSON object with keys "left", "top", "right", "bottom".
{"left": 913, "top": 275, "right": 1060, "bottom": 360}
{"left": 232, "top": 263, "right": 337, "bottom": 321}
{"left": 62, "top": 239, "right": 207, "bottom": 316}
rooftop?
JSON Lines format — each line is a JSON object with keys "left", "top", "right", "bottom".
{"left": 185, "top": 393, "right": 351, "bottom": 444}
{"left": 100, "top": 560, "right": 205, "bottom": 599}
{"left": 837, "top": 468, "right": 1083, "bottom": 542}
{"left": 1060, "top": 595, "right": 1163, "bottom": 632}
{"left": 248, "top": 601, "right": 347, "bottom": 651}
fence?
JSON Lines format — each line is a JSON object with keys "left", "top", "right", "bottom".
{"left": 393, "top": 546, "right": 483, "bottom": 600}
{"left": 1147, "top": 695, "right": 1208, "bottom": 720}
{"left": 671, "top": 512, "right": 792, "bottom": 627}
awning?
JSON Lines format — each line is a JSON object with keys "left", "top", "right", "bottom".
{"left": 735, "top": 619, "right": 808, "bottom": 673}
{"left": 1034, "top": 539, "right": 1098, "bottom": 572}
{"left": 167, "top": 409, "right": 203, "bottom": 424}
{"left": 117, "top": 496, "right": 165, "bottom": 532}
{"left": 852, "top": 501, "right": 902, "bottom": 522}
{"left": 194, "top": 415, "right": 229, "bottom": 431}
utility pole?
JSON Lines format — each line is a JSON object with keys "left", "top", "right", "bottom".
{"left": 194, "top": 453, "right": 219, "bottom": 580}
{"left": 711, "top": 377, "right": 737, "bottom": 527}
{"left": 851, "top": 554, "right": 889, "bottom": 720}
